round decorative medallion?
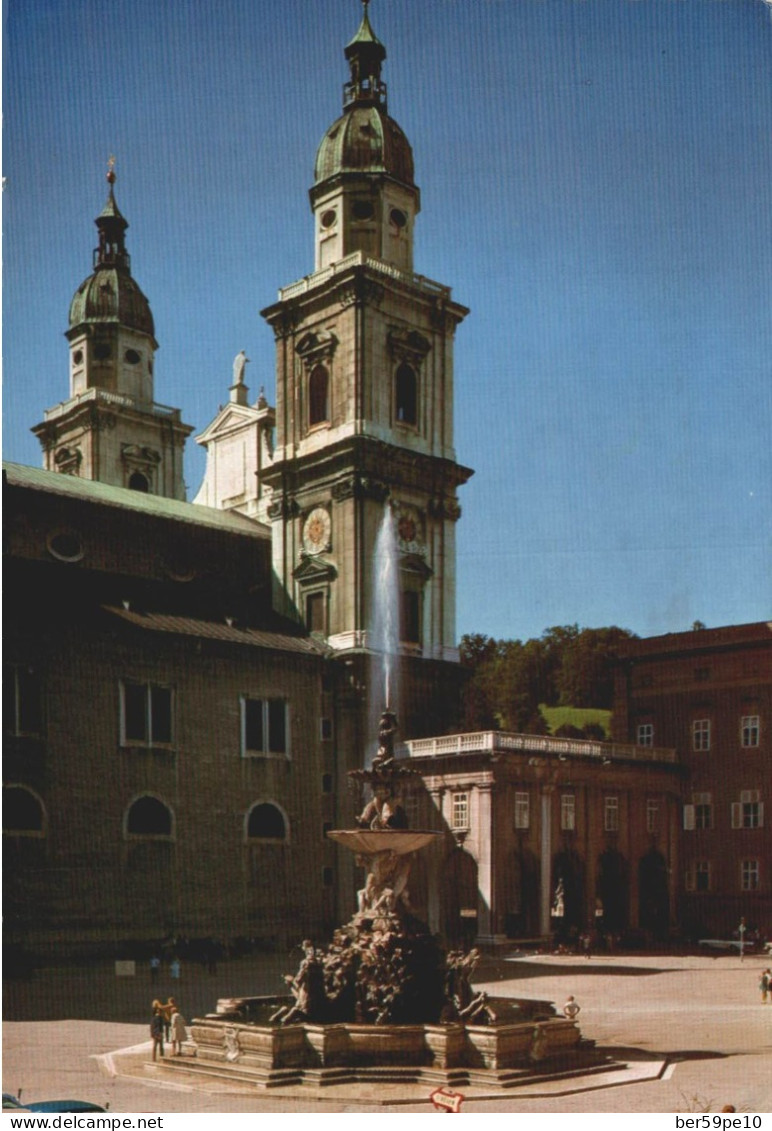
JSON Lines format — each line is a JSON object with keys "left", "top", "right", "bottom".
{"left": 396, "top": 506, "right": 424, "bottom": 552}
{"left": 303, "top": 507, "right": 331, "bottom": 555}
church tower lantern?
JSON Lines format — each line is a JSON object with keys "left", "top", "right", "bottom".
{"left": 311, "top": 0, "right": 419, "bottom": 274}
{"left": 260, "top": 1, "right": 472, "bottom": 738}
{"left": 32, "top": 162, "right": 193, "bottom": 499}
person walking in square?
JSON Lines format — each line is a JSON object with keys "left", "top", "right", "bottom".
{"left": 759, "top": 968, "right": 770, "bottom": 1003}
{"left": 170, "top": 1009, "right": 188, "bottom": 1056}
{"left": 150, "top": 1006, "right": 164, "bottom": 1061}
{"left": 161, "top": 996, "right": 178, "bottom": 1040}
{"left": 563, "top": 995, "right": 581, "bottom": 1021}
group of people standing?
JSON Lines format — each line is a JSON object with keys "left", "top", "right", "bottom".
{"left": 150, "top": 996, "right": 187, "bottom": 1061}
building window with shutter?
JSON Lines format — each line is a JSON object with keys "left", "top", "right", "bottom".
{"left": 646, "top": 799, "right": 659, "bottom": 833}
{"left": 685, "top": 860, "right": 711, "bottom": 892}
{"left": 692, "top": 719, "right": 711, "bottom": 752}
{"left": 240, "top": 697, "right": 289, "bottom": 758}
{"left": 514, "top": 791, "right": 530, "bottom": 830}
{"left": 685, "top": 793, "right": 712, "bottom": 831}
{"left": 120, "top": 682, "right": 174, "bottom": 747}
{"left": 741, "top": 859, "right": 759, "bottom": 891}
{"left": 741, "top": 715, "right": 760, "bottom": 747}
{"left": 451, "top": 791, "right": 469, "bottom": 831}
{"left": 604, "top": 796, "right": 619, "bottom": 832}
{"left": 731, "top": 791, "right": 763, "bottom": 830}
{"left": 637, "top": 723, "right": 654, "bottom": 747}
{"left": 560, "top": 794, "right": 576, "bottom": 831}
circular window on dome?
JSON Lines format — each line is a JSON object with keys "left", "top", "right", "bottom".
{"left": 47, "top": 529, "right": 85, "bottom": 563}
{"left": 390, "top": 208, "right": 408, "bottom": 230}
{"left": 72, "top": 350, "right": 84, "bottom": 366}
{"left": 320, "top": 209, "right": 337, "bottom": 230}
{"left": 124, "top": 349, "right": 141, "bottom": 365}
{"left": 352, "top": 200, "right": 375, "bottom": 221}
{"left": 93, "top": 342, "right": 112, "bottom": 361}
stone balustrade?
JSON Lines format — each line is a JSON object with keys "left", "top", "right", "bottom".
{"left": 404, "top": 730, "right": 678, "bottom": 764}
{"left": 278, "top": 250, "right": 452, "bottom": 302}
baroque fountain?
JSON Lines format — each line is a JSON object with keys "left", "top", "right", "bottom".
{"left": 157, "top": 508, "right": 602, "bottom": 1088}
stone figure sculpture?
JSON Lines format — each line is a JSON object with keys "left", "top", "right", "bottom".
{"left": 232, "top": 349, "right": 249, "bottom": 385}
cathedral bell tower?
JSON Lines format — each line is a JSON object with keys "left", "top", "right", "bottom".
{"left": 260, "top": 1, "right": 472, "bottom": 735}
{"left": 32, "top": 162, "right": 193, "bottom": 498}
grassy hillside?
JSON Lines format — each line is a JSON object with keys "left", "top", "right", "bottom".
{"left": 540, "top": 705, "right": 611, "bottom": 737}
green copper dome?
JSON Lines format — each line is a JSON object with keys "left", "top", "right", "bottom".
{"left": 314, "top": 105, "right": 415, "bottom": 186}
{"left": 69, "top": 170, "right": 155, "bottom": 339}
{"left": 69, "top": 268, "right": 155, "bottom": 337}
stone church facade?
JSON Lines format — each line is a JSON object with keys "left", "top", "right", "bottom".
{"left": 4, "top": 3, "right": 472, "bottom": 956}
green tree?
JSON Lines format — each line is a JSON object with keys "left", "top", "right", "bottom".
{"left": 458, "top": 634, "right": 499, "bottom": 730}
{"left": 554, "top": 626, "right": 637, "bottom": 709}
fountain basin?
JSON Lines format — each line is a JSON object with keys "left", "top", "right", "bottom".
{"left": 326, "top": 828, "right": 440, "bottom": 855}
{"left": 160, "top": 999, "right": 596, "bottom": 1089}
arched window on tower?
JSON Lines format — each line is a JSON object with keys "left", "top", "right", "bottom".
{"left": 128, "top": 471, "right": 150, "bottom": 493}
{"left": 126, "top": 795, "right": 173, "bottom": 838}
{"left": 395, "top": 363, "right": 418, "bottom": 426}
{"left": 309, "top": 364, "right": 330, "bottom": 427}
{"left": 246, "top": 802, "right": 288, "bottom": 842}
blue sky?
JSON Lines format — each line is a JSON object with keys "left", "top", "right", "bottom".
{"left": 4, "top": 0, "right": 771, "bottom": 642}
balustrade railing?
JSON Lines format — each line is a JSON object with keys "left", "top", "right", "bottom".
{"left": 404, "top": 731, "right": 677, "bottom": 764}
{"left": 278, "top": 251, "right": 452, "bottom": 302}
{"left": 44, "top": 387, "right": 182, "bottom": 421}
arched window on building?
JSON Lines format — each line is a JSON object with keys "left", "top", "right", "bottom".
{"left": 128, "top": 471, "right": 150, "bottom": 493}
{"left": 126, "top": 795, "right": 174, "bottom": 838}
{"left": 246, "top": 801, "right": 288, "bottom": 842}
{"left": 3, "top": 785, "right": 46, "bottom": 835}
{"left": 309, "top": 364, "right": 330, "bottom": 427}
{"left": 395, "top": 363, "right": 418, "bottom": 426}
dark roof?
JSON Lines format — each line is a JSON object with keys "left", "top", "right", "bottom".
{"left": 103, "top": 606, "right": 326, "bottom": 657}
{"left": 3, "top": 462, "right": 269, "bottom": 539}
{"left": 618, "top": 621, "right": 772, "bottom": 660}
{"left": 314, "top": 106, "right": 415, "bottom": 186}
{"left": 69, "top": 267, "right": 155, "bottom": 337}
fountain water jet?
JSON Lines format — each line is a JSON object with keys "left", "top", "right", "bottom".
{"left": 368, "top": 503, "right": 400, "bottom": 762}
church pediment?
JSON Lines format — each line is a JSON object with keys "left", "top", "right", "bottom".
{"left": 388, "top": 328, "right": 432, "bottom": 366}
{"left": 399, "top": 552, "right": 433, "bottom": 580}
{"left": 196, "top": 403, "right": 263, "bottom": 443}
{"left": 295, "top": 330, "right": 338, "bottom": 367}
{"left": 293, "top": 554, "right": 338, "bottom": 583}
{"left": 121, "top": 444, "right": 161, "bottom": 465}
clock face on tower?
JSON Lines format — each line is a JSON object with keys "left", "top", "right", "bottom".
{"left": 302, "top": 506, "right": 331, "bottom": 555}
{"left": 396, "top": 505, "right": 424, "bottom": 553}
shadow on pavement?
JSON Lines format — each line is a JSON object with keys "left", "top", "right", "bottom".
{"left": 490, "top": 958, "right": 674, "bottom": 978}
{"left": 4, "top": 953, "right": 292, "bottom": 1024}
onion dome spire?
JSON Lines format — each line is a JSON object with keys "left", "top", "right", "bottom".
{"left": 68, "top": 159, "right": 154, "bottom": 338}
{"left": 93, "top": 156, "right": 131, "bottom": 272}
{"left": 343, "top": 0, "right": 387, "bottom": 111}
